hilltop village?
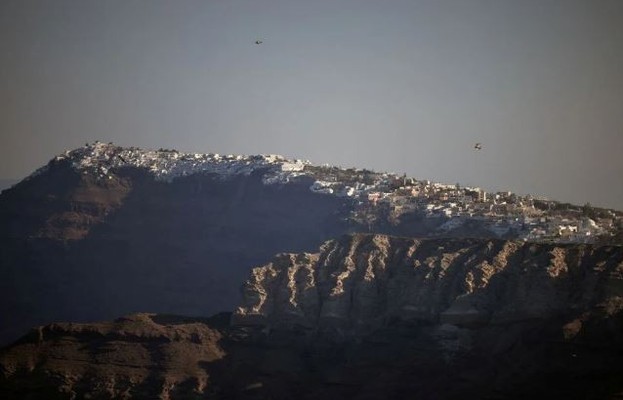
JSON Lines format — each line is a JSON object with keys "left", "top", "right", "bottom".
{"left": 41, "top": 142, "right": 622, "bottom": 245}
{"left": 305, "top": 165, "right": 622, "bottom": 244}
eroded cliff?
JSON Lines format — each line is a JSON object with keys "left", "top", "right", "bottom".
{"left": 2, "top": 235, "right": 623, "bottom": 399}
{"left": 233, "top": 234, "right": 623, "bottom": 334}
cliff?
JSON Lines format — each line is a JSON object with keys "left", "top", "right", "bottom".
{"left": 1, "top": 142, "right": 620, "bottom": 352}
{"left": 2, "top": 235, "right": 623, "bottom": 399}
{"left": 233, "top": 234, "right": 623, "bottom": 333}
{"left": 0, "top": 151, "right": 351, "bottom": 344}
{"left": 0, "top": 143, "right": 535, "bottom": 345}
{"left": 0, "top": 313, "right": 229, "bottom": 400}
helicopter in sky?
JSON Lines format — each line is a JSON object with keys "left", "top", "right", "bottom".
{"left": 255, "top": 40, "right": 263, "bottom": 45}
{"left": 474, "top": 142, "right": 482, "bottom": 150}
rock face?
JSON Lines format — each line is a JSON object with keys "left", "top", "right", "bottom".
{"left": 3, "top": 143, "right": 621, "bottom": 346}
{"left": 0, "top": 314, "right": 229, "bottom": 400}
{"left": 233, "top": 234, "right": 623, "bottom": 334}
{"left": 0, "top": 144, "right": 547, "bottom": 346}
{"left": 2, "top": 235, "right": 623, "bottom": 399}
{"left": 0, "top": 155, "right": 351, "bottom": 345}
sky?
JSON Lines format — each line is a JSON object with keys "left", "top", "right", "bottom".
{"left": 1, "top": 0, "right": 622, "bottom": 209}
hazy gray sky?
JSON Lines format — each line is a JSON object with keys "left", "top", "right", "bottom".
{"left": 1, "top": 0, "right": 622, "bottom": 209}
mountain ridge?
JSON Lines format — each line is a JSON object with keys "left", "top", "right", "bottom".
{"left": 1, "top": 139, "right": 622, "bottom": 397}
{"left": 8, "top": 141, "right": 622, "bottom": 244}
{"left": 0, "top": 143, "right": 621, "bottom": 346}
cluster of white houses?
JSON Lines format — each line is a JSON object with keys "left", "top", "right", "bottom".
{"left": 309, "top": 172, "right": 619, "bottom": 244}
{"left": 56, "top": 143, "right": 618, "bottom": 244}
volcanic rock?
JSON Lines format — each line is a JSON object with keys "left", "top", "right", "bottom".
{"left": 2, "top": 235, "right": 623, "bottom": 399}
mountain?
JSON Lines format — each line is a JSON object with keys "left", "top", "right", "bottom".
{"left": 1, "top": 142, "right": 621, "bottom": 346}
{"left": 2, "top": 234, "right": 622, "bottom": 399}
{"left": 0, "top": 144, "right": 350, "bottom": 345}
{"left": 0, "top": 179, "right": 19, "bottom": 192}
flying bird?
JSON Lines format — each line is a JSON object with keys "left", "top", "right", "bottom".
{"left": 474, "top": 143, "right": 482, "bottom": 150}
{"left": 255, "top": 40, "right": 263, "bottom": 45}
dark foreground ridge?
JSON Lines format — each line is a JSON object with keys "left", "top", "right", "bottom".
{"left": 2, "top": 234, "right": 623, "bottom": 399}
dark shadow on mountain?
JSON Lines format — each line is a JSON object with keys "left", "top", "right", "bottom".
{"left": 0, "top": 165, "right": 356, "bottom": 345}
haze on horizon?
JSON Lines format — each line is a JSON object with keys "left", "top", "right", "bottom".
{"left": 1, "top": 0, "right": 622, "bottom": 209}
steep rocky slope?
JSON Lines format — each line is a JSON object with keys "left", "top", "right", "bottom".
{"left": 233, "top": 234, "right": 623, "bottom": 332}
{"left": 1, "top": 142, "right": 620, "bottom": 348}
{"left": 0, "top": 143, "right": 492, "bottom": 345}
{"left": 0, "top": 313, "right": 229, "bottom": 399}
{"left": 2, "top": 235, "right": 623, "bottom": 399}
{"left": 0, "top": 154, "right": 351, "bottom": 344}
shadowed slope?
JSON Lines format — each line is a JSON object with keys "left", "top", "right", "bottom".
{"left": 0, "top": 160, "right": 351, "bottom": 345}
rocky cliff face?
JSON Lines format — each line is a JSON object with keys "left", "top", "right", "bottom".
{"left": 0, "top": 313, "right": 229, "bottom": 400}
{"left": 2, "top": 235, "right": 623, "bottom": 399}
{"left": 233, "top": 234, "right": 623, "bottom": 341}
{"left": 0, "top": 143, "right": 539, "bottom": 346}
{"left": 4, "top": 143, "right": 620, "bottom": 348}
{"left": 0, "top": 156, "right": 351, "bottom": 344}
